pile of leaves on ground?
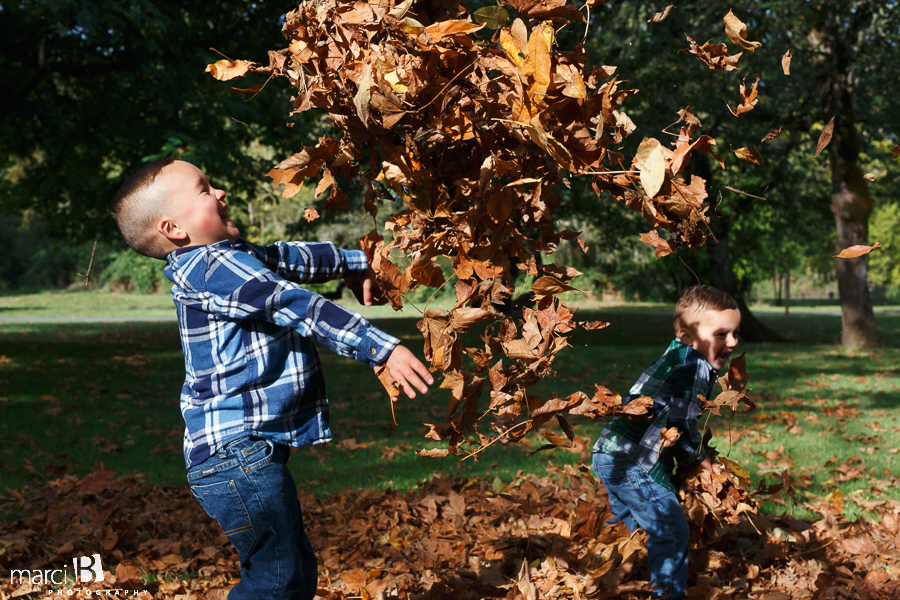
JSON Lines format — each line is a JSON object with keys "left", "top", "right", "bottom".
{"left": 2, "top": 461, "right": 899, "bottom": 599}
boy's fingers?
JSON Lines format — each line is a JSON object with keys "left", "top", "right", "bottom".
{"left": 398, "top": 370, "right": 428, "bottom": 395}
{"left": 411, "top": 361, "right": 434, "bottom": 385}
{"left": 362, "top": 277, "right": 373, "bottom": 306}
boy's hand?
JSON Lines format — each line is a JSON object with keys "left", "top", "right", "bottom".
{"left": 346, "top": 265, "right": 386, "bottom": 307}
{"left": 383, "top": 345, "right": 433, "bottom": 400}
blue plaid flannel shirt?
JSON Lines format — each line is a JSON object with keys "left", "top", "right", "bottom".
{"left": 164, "top": 239, "right": 401, "bottom": 469}
{"left": 593, "top": 339, "right": 717, "bottom": 490}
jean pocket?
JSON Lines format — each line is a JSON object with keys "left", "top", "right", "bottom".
{"left": 190, "top": 480, "right": 257, "bottom": 556}
{"left": 242, "top": 439, "right": 276, "bottom": 473}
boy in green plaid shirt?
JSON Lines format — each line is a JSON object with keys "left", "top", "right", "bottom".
{"left": 591, "top": 285, "right": 740, "bottom": 598}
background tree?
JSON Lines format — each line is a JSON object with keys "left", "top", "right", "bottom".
{"left": 0, "top": 0, "right": 333, "bottom": 288}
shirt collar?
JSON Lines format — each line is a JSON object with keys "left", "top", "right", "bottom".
{"left": 166, "top": 239, "right": 242, "bottom": 264}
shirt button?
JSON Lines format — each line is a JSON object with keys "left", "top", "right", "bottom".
{"left": 369, "top": 348, "right": 377, "bottom": 355}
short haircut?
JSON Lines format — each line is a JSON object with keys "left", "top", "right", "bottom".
{"left": 108, "top": 157, "right": 177, "bottom": 259}
{"left": 674, "top": 285, "right": 739, "bottom": 334}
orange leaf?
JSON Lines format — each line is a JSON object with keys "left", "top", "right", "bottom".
{"left": 834, "top": 241, "right": 881, "bottom": 258}
{"left": 782, "top": 49, "right": 792, "bottom": 75}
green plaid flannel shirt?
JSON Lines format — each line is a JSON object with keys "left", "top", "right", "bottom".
{"left": 593, "top": 339, "right": 717, "bottom": 490}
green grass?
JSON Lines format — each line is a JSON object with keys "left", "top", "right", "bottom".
{"left": 1, "top": 299, "right": 899, "bottom": 522}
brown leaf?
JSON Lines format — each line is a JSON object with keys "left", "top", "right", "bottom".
{"left": 732, "top": 144, "right": 765, "bottom": 166}
{"left": 864, "top": 173, "right": 875, "bottom": 182}
{"left": 679, "top": 34, "right": 743, "bottom": 70}
{"left": 639, "top": 230, "right": 674, "bottom": 258}
{"left": 531, "top": 276, "right": 579, "bottom": 297}
{"left": 205, "top": 58, "right": 258, "bottom": 81}
{"left": 761, "top": 127, "right": 784, "bottom": 142}
{"left": 303, "top": 207, "right": 319, "bottom": 222}
{"left": 782, "top": 49, "right": 792, "bottom": 75}
{"left": 375, "top": 365, "right": 400, "bottom": 399}
{"left": 815, "top": 117, "right": 835, "bottom": 158}
{"left": 425, "top": 19, "right": 484, "bottom": 42}
{"left": 648, "top": 4, "right": 675, "bottom": 23}
{"left": 723, "top": 10, "right": 761, "bottom": 53}
{"left": 659, "top": 427, "right": 681, "bottom": 449}
{"left": 616, "top": 395, "right": 653, "bottom": 416}
{"left": 735, "top": 76, "right": 759, "bottom": 116}
{"left": 892, "top": 144, "right": 900, "bottom": 158}
{"left": 834, "top": 241, "right": 881, "bottom": 258}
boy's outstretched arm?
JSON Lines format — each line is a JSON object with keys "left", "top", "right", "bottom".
{"left": 384, "top": 345, "right": 433, "bottom": 399}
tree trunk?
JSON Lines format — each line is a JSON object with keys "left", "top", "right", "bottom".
{"left": 809, "top": 8, "right": 879, "bottom": 349}
{"left": 706, "top": 216, "right": 784, "bottom": 343}
{"left": 690, "top": 154, "right": 782, "bottom": 342}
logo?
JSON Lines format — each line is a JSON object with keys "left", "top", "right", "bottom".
{"left": 73, "top": 554, "right": 104, "bottom": 584}
{"left": 9, "top": 554, "right": 104, "bottom": 586}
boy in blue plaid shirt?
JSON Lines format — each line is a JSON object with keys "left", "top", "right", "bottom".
{"left": 592, "top": 285, "right": 740, "bottom": 598}
{"left": 109, "top": 158, "right": 433, "bottom": 600}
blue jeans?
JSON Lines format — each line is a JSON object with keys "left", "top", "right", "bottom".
{"left": 188, "top": 437, "right": 318, "bottom": 600}
{"left": 592, "top": 452, "right": 689, "bottom": 599}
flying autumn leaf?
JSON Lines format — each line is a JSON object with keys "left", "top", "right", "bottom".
{"left": 648, "top": 4, "right": 675, "bottom": 23}
{"left": 639, "top": 230, "right": 675, "bottom": 258}
{"left": 815, "top": 117, "right": 835, "bottom": 157}
{"left": 735, "top": 76, "right": 759, "bottom": 116}
{"left": 864, "top": 173, "right": 875, "bottom": 182}
{"left": 782, "top": 49, "right": 792, "bottom": 75}
{"left": 834, "top": 242, "right": 881, "bottom": 258}
{"left": 723, "top": 10, "right": 762, "bottom": 53}
{"left": 892, "top": 144, "right": 900, "bottom": 159}
{"left": 205, "top": 58, "right": 260, "bottom": 81}
{"left": 731, "top": 144, "right": 765, "bottom": 166}
{"left": 762, "top": 127, "right": 784, "bottom": 142}
{"left": 634, "top": 137, "right": 668, "bottom": 197}
{"left": 659, "top": 427, "right": 681, "bottom": 449}
{"left": 303, "top": 207, "right": 319, "bottom": 222}
{"left": 207, "top": 0, "right": 723, "bottom": 459}
{"left": 679, "top": 34, "right": 743, "bottom": 70}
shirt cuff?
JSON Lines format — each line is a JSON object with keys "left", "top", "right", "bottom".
{"left": 339, "top": 249, "right": 369, "bottom": 278}
{"left": 355, "top": 327, "right": 401, "bottom": 367}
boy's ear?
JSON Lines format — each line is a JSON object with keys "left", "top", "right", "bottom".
{"left": 677, "top": 327, "right": 692, "bottom": 344}
{"left": 156, "top": 217, "right": 188, "bottom": 242}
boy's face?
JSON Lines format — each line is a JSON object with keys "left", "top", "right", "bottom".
{"left": 679, "top": 308, "right": 740, "bottom": 370}
{"left": 159, "top": 161, "right": 240, "bottom": 247}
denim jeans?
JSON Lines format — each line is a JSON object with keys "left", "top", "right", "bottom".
{"left": 188, "top": 436, "right": 318, "bottom": 600}
{"left": 592, "top": 452, "right": 689, "bottom": 599}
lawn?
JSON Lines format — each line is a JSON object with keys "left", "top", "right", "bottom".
{"left": 1, "top": 294, "right": 899, "bottom": 522}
